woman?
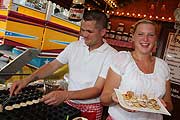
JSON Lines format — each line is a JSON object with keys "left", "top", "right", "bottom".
{"left": 100, "top": 19, "right": 173, "bottom": 120}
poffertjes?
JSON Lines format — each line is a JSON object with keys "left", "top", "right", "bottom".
{"left": 121, "top": 91, "right": 161, "bottom": 110}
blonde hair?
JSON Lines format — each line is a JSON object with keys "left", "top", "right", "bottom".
{"left": 132, "top": 19, "right": 157, "bottom": 34}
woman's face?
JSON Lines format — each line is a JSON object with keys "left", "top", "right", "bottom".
{"left": 80, "top": 20, "right": 106, "bottom": 48}
{"left": 133, "top": 23, "right": 157, "bottom": 55}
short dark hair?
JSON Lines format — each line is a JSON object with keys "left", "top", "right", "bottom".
{"left": 83, "top": 10, "right": 108, "bottom": 29}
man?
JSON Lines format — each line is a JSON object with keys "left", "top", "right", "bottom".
{"left": 10, "top": 10, "right": 117, "bottom": 120}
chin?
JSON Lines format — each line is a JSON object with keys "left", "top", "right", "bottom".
{"left": 139, "top": 48, "right": 153, "bottom": 54}
{"left": 84, "top": 40, "right": 89, "bottom": 45}
{"left": 141, "top": 50, "right": 153, "bottom": 54}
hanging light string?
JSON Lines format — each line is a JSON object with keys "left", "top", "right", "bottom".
{"left": 104, "top": 0, "right": 118, "bottom": 8}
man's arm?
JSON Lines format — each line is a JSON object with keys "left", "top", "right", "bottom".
{"left": 41, "top": 76, "right": 105, "bottom": 105}
{"left": 10, "top": 59, "right": 64, "bottom": 95}
{"left": 26, "top": 59, "right": 64, "bottom": 82}
{"left": 67, "top": 76, "right": 105, "bottom": 100}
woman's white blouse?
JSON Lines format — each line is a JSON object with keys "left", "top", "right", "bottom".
{"left": 108, "top": 51, "right": 170, "bottom": 120}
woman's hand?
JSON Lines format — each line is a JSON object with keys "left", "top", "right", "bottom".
{"left": 40, "top": 90, "right": 69, "bottom": 106}
{"left": 112, "top": 92, "right": 136, "bottom": 112}
{"left": 159, "top": 99, "right": 167, "bottom": 108}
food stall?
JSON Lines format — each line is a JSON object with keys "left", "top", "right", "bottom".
{"left": 0, "top": 0, "right": 80, "bottom": 82}
{"left": 0, "top": 0, "right": 180, "bottom": 119}
{"left": 1, "top": 0, "right": 80, "bottom": 51}
{"left": 0, "top": 83, "right": 81, "bottom": 120}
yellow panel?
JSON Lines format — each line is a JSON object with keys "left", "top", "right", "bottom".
{"left": 5, "top": 20, "right": 44, "bottom": 48}
{"left": 6, "top": 65, "right": 36, "bottom": 83}
{"left": 6, "top": 65, "right": 69, "bottom": 83}
{"left": 18, "top": 6, "right": 46, "bottom": 20}
{"left": 47, "top": 65, "right": 69, "bottom": 80}
{"left": 0, "top": 21, "right": 7, "bottom": 37}
{"left": 0, "top": 9, "right": 8, "bottom": 16}
{"left": 50, "top": 16, "right": 80, "bottom": 31}
{"left": 0, "top": 10, "right": 8, "bottom": 37}
{"left": 41, "top": 28, "right": 78, "bottom": 50}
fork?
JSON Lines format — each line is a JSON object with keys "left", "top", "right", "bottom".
{"left": 43, "top": 80, "right": 46, "bottom": 94}
{"left": 2, "top": 96, "right": 11, "bottom": 107}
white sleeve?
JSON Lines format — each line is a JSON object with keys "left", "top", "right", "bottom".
{"left": 164, "top": 62, "right": 170, "bottom": 81}
{"left": 158, "top": 58, "right": 170, "bottom": 81}
{"left": 56, "top": 43, "right": 74, "bottom": 64}
{"left": 110, "top": 51, "right": 130, "bottom": 76}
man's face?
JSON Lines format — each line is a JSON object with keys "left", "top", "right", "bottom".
{"left": 80, "top": 20, "right": 105, "bottom": 47}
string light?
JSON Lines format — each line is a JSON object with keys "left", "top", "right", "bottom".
{"left": 107, "top": 11, "right": 174, "bottom": 22}
{"left": 92, "top": 0, "right": 101, "bottom": 6}
{"left": 104, "top": 0, "right": 118, "bottom": 8}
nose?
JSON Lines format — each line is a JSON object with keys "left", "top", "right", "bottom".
{"left": 143, "top": 35, "right": 148, "bottom": 42}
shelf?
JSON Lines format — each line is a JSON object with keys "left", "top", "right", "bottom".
{"left": 106, "top": 39, "right": 156, "bottom": 52}
{"left": 106, "top": 39, "right": 133, "bottom": 49}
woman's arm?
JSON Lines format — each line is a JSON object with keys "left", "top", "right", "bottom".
{"left": 100, "top": 68, "right": 121, "bottom": 106}
{"left": 162, "top": 80, "right": 173, "bottom": 112}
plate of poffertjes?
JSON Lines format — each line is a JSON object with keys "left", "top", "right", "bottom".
{"left": 114, "top": 89, "right": 171, "bottom": 116}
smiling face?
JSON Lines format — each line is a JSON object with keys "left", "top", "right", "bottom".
{"left": 80, "top": 20, "right": 106, "bottom": 50}
{"left": 132, "top": 23, "right": 157, "bottom": 55}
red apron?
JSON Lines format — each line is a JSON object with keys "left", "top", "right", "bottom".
{"left": 66, "top": 101, "right": 103, "bottom": 120}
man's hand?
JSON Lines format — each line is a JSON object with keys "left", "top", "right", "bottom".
{"left": 40, "top": 90, "right": 69, "bottom": 106}
{"left": 9, "top": 79, "right": 29, "bottom": 96}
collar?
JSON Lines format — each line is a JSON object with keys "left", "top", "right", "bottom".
{"left": 79, "top": 36, "right": 108, "bottom": 52}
